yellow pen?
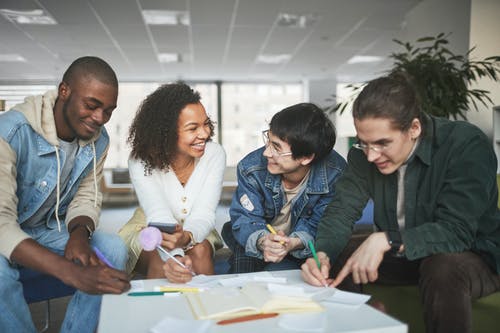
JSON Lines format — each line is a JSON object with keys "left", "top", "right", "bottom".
{"left": 155, "top": 286, "right": 199, "bottom": 293}
{"left": 266, "top": 224, "right": 285, "bottom": 245}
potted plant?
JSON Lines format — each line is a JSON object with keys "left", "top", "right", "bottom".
{"left": 327, "top": 33, "right": 500, "bottom": 120}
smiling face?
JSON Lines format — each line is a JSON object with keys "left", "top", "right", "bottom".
{"left": 263, "top": 130, "right": 313, "bottom": 184}
{"left": 56, "top": 76, "right": 118, "bottom": 141}
{"left": 175, "top": 102, "right": 212, "bottom": 159}
{"left": 354, "top": 117, "right": 421, "bottom": 175}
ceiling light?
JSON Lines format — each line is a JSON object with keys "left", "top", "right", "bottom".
{"left": 256, "top": 54, "right": 291, "bottom": 65}
{"left": 142, "top": 10, "right": 190, "bottom": 25}
{"left": 0, "top": 9, "right": 57, "bottom": 25}
{"left": 0, "top": 54, "right": 26, "bottom": 62}
{"left": 158, "top": 53, "right": 181, "bottom": 63}
{"left": 347, "top": 55, "right": 384, "bottom": 64}
{"left": 276, "top": 13, "right": 319, "bottom": 28}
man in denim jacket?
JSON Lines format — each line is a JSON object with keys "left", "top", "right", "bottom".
{"left": 0, "top": 56, "right": 130, "bottom": 333}
{"left": 222, "top": 103, "right": 346, "bottom": 273}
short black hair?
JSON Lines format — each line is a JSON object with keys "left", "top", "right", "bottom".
{"left": 62, "top": 56, "right": 118, "bottom": 88}
{"left": 270, "top": 102, "right": 336, "bottom": 163}
{"left": 128, "top": 82, "right": 214, "bottom": 175}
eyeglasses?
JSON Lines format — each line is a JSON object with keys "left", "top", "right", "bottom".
{"left": 352, "top": 142, "right": 391, "bottom": 153}
{"left": 262, "top": 130, "right": 292, "bottom": 158}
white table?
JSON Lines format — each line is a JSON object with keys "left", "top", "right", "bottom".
{"left": 98, "top": 270, "right": 407, "bottom": 333}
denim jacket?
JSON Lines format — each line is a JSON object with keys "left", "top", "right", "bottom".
{"left": 229, "top": 147, "right": 346, "bottom": 259}
{"left": 0, "top": 90, "right": 109, "bottom": 258}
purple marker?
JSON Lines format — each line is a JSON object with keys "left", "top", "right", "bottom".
{"left": 92, "top": 246, "right": 116, "bottom": 269}
{"left": 139, "top": 227, "right": 195, "bottom": 276}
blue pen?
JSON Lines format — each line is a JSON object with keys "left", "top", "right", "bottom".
{"left": 92, "top": 246, "right": 116, "bottom": 269}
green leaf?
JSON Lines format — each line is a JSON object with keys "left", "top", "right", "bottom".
{"left": 323, "top": 33, "right": 500, "bottom": 120}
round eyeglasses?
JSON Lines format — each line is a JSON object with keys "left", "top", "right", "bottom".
{"left": 262, "top": 130, "right": 293, "bottom": 158}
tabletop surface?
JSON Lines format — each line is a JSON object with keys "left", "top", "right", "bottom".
{"left": 98, "top": 270, "right": 407, "bottom": 333}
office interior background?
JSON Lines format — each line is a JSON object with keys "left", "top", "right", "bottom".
{"left": 0, "top": 0, "right": 498, "bottom": 170}
{"left": 1, "top": 1, "right": 499, "bottom": 331}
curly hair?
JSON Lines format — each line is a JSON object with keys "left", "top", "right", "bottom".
{"left": 128, "top": 82, "right": 214, "bottom": 175}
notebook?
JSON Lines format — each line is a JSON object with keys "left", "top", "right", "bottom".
{"left": 185, "top": 282, "right": 324, "bottom": 320}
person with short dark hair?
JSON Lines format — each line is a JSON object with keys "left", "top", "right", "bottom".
{"left": 222, "top": 103, "right": 346, "bottom": 273}
{"left": 301, "top": 73, "right": 500, "bottom": 333}
{"left": 0, "top": 56, "right": 130, "bottom": 333}
{"left": 118, "top": 82, "right": 226, "bottom": 283}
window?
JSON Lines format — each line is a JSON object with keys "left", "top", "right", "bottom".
{"left": 221, "top": 83, "right": 303, "bottom": 166}
{"left": 0, "top": 82, "right": 302, "bottom": 168}
{"left": 105, "top": 82, "right": 218, "bottom": 168}
{"left": 0, "top": 85, "right": 56, "bottom": 111}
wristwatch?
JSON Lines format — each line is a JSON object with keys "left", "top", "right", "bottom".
{"left": 69, "top": 223, "right": 94, "bottom": 240}
{"left": 385, "top": 230, "right": 402, "bottom": 255}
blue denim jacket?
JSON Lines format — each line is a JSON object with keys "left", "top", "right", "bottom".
{"left": 229, "top": 147, "right": 346, "bottom": 259}
{"left": 0, "top": 110, "right": 109, "bottom": 228}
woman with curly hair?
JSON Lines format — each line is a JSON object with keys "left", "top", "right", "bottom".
{"left": 118, "top": 82, "right": 226, "bottom": 282}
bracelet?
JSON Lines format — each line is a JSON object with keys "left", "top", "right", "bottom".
{"left": 182, "top": 231, "right": 196, "bottom": 251}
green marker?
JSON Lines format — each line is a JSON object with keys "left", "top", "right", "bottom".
{"left": 128, "top": 291, "right": 178, "bottom": 296}
{"left": 308, "top": 240, "right": 321, "bottom": 269}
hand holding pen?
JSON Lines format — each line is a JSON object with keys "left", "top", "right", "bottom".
{"left": 301, "top": 241, "right": 332, "bottom": 288}
{"left": 139, "top": 227, "right": 196, "bottom": 279}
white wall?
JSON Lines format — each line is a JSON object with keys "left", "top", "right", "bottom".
{"left": 468, "top": 0, "right": 500, "bottom": 139}
{"left": 306, "top": 0, "right": 473, "bottom": 159}
{"left": 399, "top": 0, "right": 471, "bottom": 56}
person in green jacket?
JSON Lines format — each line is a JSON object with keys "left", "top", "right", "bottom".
{"left": 301, "top": 73, "right": 500, "bottom": 333}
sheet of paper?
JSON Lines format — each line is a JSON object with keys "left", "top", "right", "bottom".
{"left": 253, "top": 276, "right": 287, "bottom": 283}
{"left": 150, "top": 316, "right": 211, "bottom": 333}
{"left": 323, "top": 289, "right": 371, "bottom": 307}
{"left": 188, "top": 274, "right": 221, "bottom": 288}
{"left": 129, "top": 280, "right": 144, "bottom": 292}
{"left": 218, "top": 272, "right": 287, "bottom": 287}
{"left": 278, "top": 312, "right": 327, "bottom": 332}
{"left": 267, "top": 283, "right": 335, "bottom": 301}
{"left": 217, "top": 275, "right": 252, "bottom": 287}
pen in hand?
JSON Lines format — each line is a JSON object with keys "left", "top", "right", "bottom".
{"left": 139, "top": 227, "right": 196, "bottom": 276}
{"left": 155, "top": 245, "right": 196, "bottom": 276}
{"left": 308, "top": 240, "right": 328, "bottom": 287}
{"left": 92, "top": 246, "right": 116, "bottom": 269}
{"left": 266, "top": 224, "right": 285, "bottom": 245}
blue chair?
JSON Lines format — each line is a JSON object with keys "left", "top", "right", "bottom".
{"left": 20, "top": 267, "right": 76, "bottom": 332}
{"left": 353, "top": 199, "right": 374, "bottom": 233}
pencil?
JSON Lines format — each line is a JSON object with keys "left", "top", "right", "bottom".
{"left": 266, "top": 224, "right": 285, "bottom": 245}
{"left": 216, "top": 312, "right": 279, "bottom": 325}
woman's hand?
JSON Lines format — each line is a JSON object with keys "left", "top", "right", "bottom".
{"left": 162, "top": 255, "right": 194, "bottom": 283}
{"left": 160, "top": 225, "right": 191, "bottom": 250}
